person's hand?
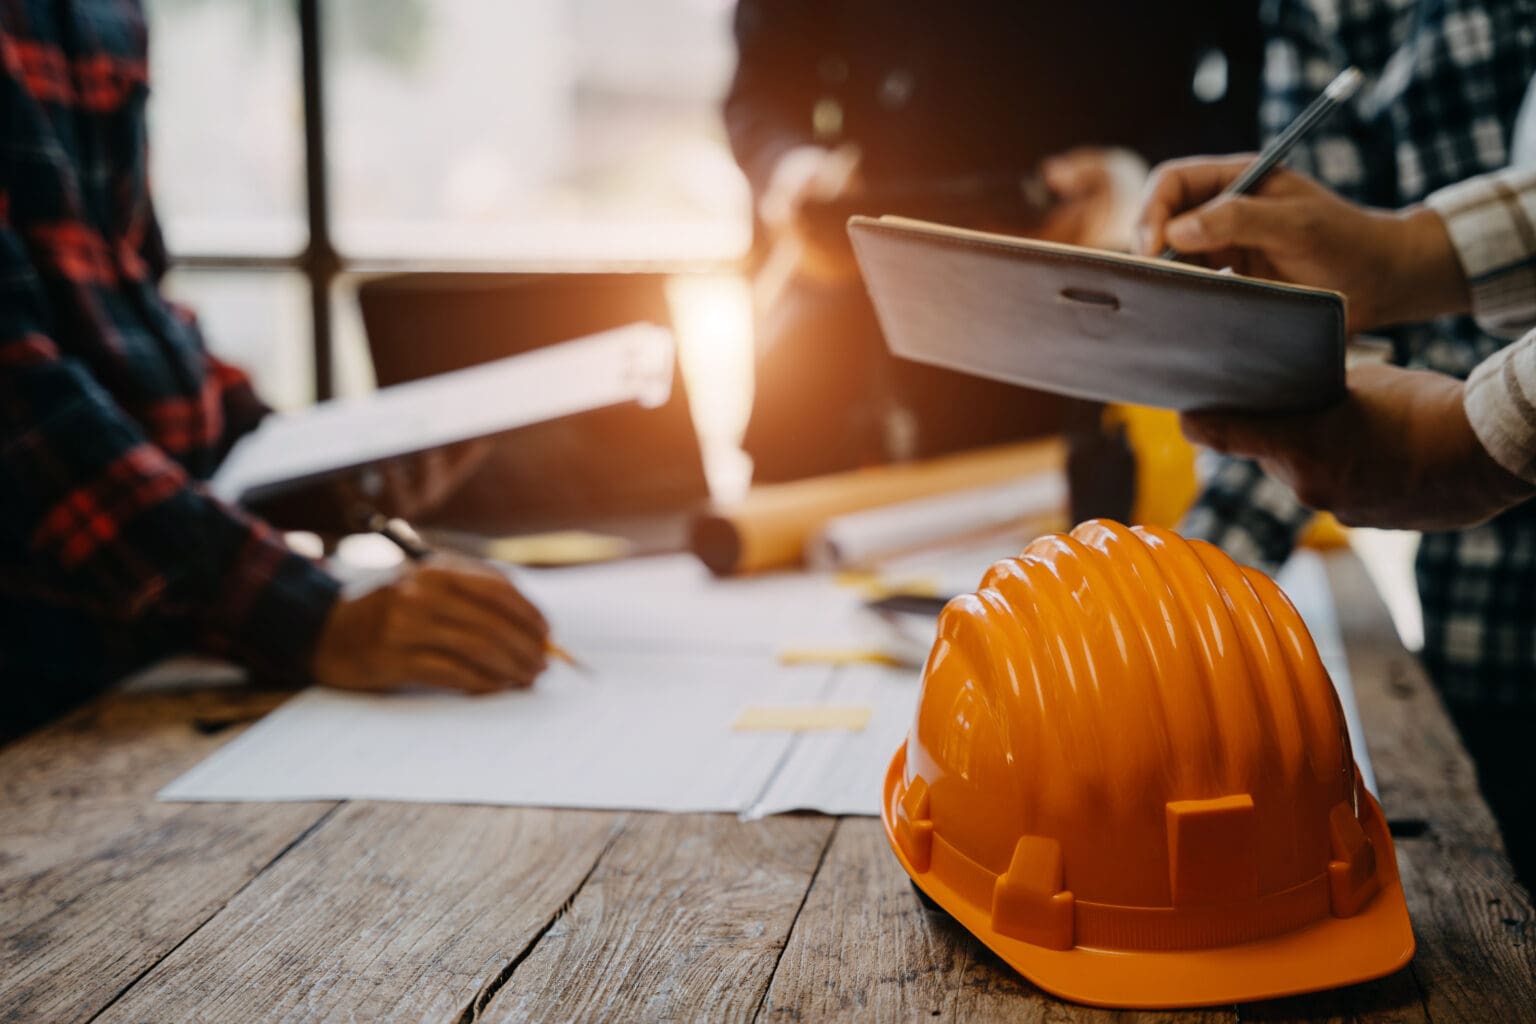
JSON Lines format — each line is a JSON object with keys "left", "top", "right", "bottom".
{"left": 250, "top": 439, "right": 493, "bottom": 536}
{"left": 1180, "top": 362, "right": 1532, "bottom": 531}
{"left": 1037, "top": 147, "right": 1148, "bottom": 251}
{"left": 345, "top": 439, "right": 493, "bottom": 523}
{"left": 758, "top": 143, "right": 864, "bottom": 285}
{"left": 311, "top": 555, "right": 550, "bottom": 693}
{"left": 1135, "top": 155, "right": 1469, "bottom": 333}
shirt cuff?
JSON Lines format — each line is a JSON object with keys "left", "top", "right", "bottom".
{"left": 1424, "top": 168, "right": 1536, "bottom": 340}
{"left": 200, "top": 521, "right": 341, "bottom": 685}
{"left": 1464, "top": 331, "right": 1536, "bottom": 484}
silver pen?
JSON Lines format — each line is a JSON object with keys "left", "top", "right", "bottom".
{"left": 1160, "top": 66, "right": 1364, "bottom": 260}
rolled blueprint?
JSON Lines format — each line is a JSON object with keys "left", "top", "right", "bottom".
{"left": 690, "top": 438, "right": 1065, "bottom": 575}
{"left": 806, "top": 472, "right": 1067, "bottom": 570}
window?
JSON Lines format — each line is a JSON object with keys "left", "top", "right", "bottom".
{"left": 147, "top": 0, "right": 751, "bottom": 403}
{"left": 325, "top": 0, "right": 749, "bottom": 264}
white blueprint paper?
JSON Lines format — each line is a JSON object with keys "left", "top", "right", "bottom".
{"left": 159, "top": 545, "right": 1372, "bottom": 814}
{"left": 744, "top": 663, "right": 921, "bottom": 819}
{"left": 510, "top": 555, "right": 885, "bottom": 655}
{"left": 1275, "top": 551, "right": 1377, "bottom": 795}
{"left": 160, "top": 650, "right": 832, "bottom": 813}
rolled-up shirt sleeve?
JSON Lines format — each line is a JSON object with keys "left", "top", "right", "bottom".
{"left": 1425, "top": 167, "right": 1536, "bottom": 340}
{"left": 1464, "top": 327, "right": 1536, "bottom": 483}
{"left": 1425, "top": 166, "right": 1536, "bottom": 482}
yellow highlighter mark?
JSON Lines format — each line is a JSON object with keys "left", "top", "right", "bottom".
{"left": 483, "top": 531, "right": 632, "bottom": 566}
{"left": 777, "top": 647, "right": 910, "bottom": 669}
{"left": 833, "top": 572, "right": 942, "bottom": 600}
{"left": 732, "top": 705, "right": 874, "bottom": 732}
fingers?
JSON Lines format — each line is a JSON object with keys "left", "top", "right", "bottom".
{"left": 1136, "top": 155, "right": 1320, "bottom": 256}
{"left": 377, "top": 458, "right": 420, "bottom": 520}
{"left": 1137, "top": 154, "right": 1258, "bottom": 255}
{"left": 428, "top": 597, "right": 547, "bottom": 677}
{"left": 1179, "top": 409, "right": 1305, "bottom": 462}
{"left": 1181, "top": 409, "right": 1342, "bottom": 511}
{"left": 405, "top": 620, "right": 542, "bottom": 689}
{"left": 422, "top": 559, "right": 550, "bottom": 639}
{"left": 389, "top": 567, "right": 550, "bottom": 691}
{"left": 400, "top": 650, "right": 514, "bottom": 694}
{"left": 1163, "top": 195, "right": 1301, "bottom": 256}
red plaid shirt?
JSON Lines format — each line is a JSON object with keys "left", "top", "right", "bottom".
{"left": 1, "top": 0, "right": 339, "bottom": 726}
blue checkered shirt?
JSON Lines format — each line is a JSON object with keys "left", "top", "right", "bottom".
{"left": 1182, "top": 0, "right": 1536, "bottom": 705}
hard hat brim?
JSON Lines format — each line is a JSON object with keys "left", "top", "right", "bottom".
{"left": 882, "top": 743, "right": 1415, "bottom": 1009}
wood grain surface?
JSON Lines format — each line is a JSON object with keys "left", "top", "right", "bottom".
{"left": 0, "top": 687, "right": 331, "bottom": 1023}
{"left": 1325, "top": 557, "right": 1535, "bottom": 1024}
{"left": 1, "top": 552, "right": 1530, "bottom": 1023}
{"left": 95, "top": 802, "right": 620, "bottom": 1023}
{"left": 478, "top": 812, "right": 836, "bottom": 1023}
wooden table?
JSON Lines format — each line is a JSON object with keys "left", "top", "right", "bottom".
{"left": 3, "top": 553, "right": 1532, "bottom": 1022}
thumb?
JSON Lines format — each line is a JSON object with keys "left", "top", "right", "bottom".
{"left": 1164, "top": 195, "right": 1294, "bottom": 256}
{"left": 1180, "top": 410, "right": 1308, "bottom": 462}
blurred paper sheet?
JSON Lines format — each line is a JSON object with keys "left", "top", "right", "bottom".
{"left": 511, "top": 555, "right": 886, "bottom": 656}
{"left": 1276, "top": 551, "right": 1376, "bottom": 795}
{"left": 212, "top": 324, "right": 674, "bottom": 503}
{"left": 744, "top": 664, "right": 920, "bottom": 819}
{"left": 159, "top": 545, "right": 1373, "bottom": 816}
{"left": 160, "top": 651, "right": 832, "bottom": 813}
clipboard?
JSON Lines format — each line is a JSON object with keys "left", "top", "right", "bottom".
{"left": 210, "top": 323, "right": 675, "bottom": 504}
{"left": 847, "top": 216, "right": 1346, "bottom": 413}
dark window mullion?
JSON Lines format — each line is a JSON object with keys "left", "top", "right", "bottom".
{"left": 298, "top": 0, "right": 337, "bottom": 401}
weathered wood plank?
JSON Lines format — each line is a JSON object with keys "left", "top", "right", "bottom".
{"left": 757, "top": 818, "right": 1234, "bottom": 1023}
{"left": 479, "top": 811, "right": 835, "bottom": 1023}
{"left": 93, "top": 801, "right": 620, "bottom": 1022}
{"left": 1322, "top": 554, "right": 1535, "bottom": 1022}
{"left": 0, "top": 687, "right": 333, "bottom": 1024}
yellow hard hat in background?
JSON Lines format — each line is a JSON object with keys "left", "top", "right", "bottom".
{"left": 883, "top": 519, "right": 1413, "bottom": 1008}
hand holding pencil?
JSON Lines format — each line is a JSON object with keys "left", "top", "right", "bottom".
{"left": 1134, "top": 157, "right": 1468, "bottom": 335}
{"left": 311, "top": 517, "right": 559, "bottom": 694}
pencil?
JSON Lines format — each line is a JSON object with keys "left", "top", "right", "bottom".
{"left": 1159, "top": 66, "right": 1363, "bottom": 261}
{"left": 359, "top": 507, "right": 584, "bottom": 672}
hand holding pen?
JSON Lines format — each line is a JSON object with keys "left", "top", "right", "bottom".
{"left": 1142, "top": 67, "right": 1364, "bottom": 262}
{"left": 1132, "top": 65, "right": 1471, "bottom": 336}
{"left": 306, "top": 504, "right": 565, "bottom": 694}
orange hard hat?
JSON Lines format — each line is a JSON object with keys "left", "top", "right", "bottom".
{"left": 882, "top": 520, "right": 1413, "bottom": 1008}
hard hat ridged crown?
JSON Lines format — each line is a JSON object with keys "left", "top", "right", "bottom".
{"left": 905, "top": 520, "right": 1362, "bottom": 917}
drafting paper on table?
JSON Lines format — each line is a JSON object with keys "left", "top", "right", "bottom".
{"left": 1275, "top": 551, "right": 1376, "bottom": 795}
{"left": 159, "top": 546, "right": 1372, "bottom": 816}
{"left": 510, "top": 554, "right": 884, "bottom": 656}
{"left": 160, "top": 650, "right": 833, "bottom": 813}
{"left": 744, "top": 664, "right": 921, "bottom": 819}
{"left": 211, "top": 324, "right": 674, "bottom": 503}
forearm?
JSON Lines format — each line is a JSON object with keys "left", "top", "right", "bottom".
{"left": 2, "top": 338, "right": 339, "bottom": 682}
{"left": 1371, "top": 204, "right": 1473, "bottom": 329}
